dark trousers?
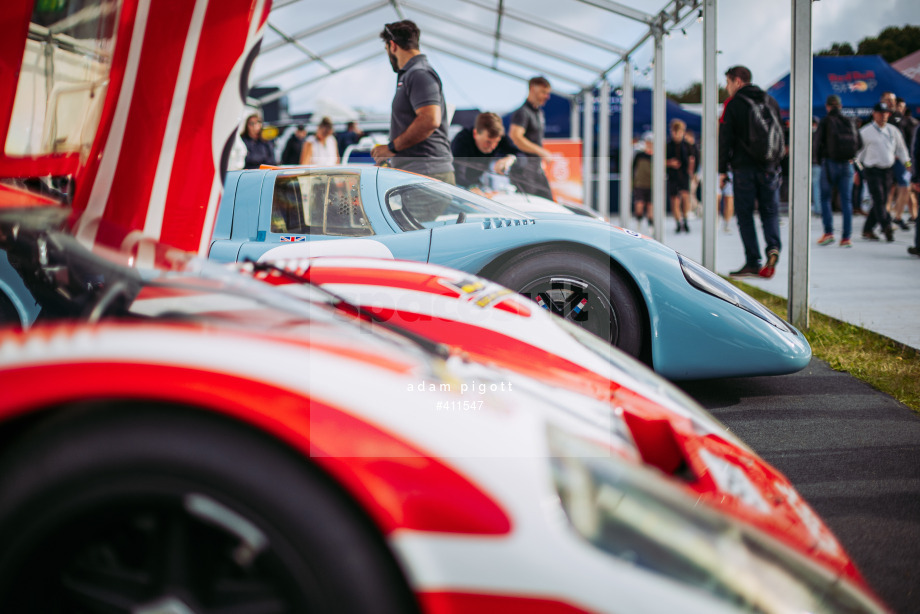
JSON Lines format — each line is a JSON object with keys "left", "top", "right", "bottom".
{"left": 733, "top": 167, "right": 782, "bottom": 266}
{"left": 915, "top": 209, "right": 920, "bottom": 249}
{"left": 513, "top": 156, "right": 554, "bottom": 201}
{"left": 861, "top": 166, "right": 892, "bottom": 234}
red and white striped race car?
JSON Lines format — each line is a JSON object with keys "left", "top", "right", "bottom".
{"left": 0, "top": 213, "right": 890, "bottom": 612}
{"left": 241, "top": 256, "right": 870, "bottom": 584}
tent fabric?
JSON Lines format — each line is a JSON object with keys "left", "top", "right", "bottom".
{"left": 892, "top": 49, "right": 920, "bottom": 85}
{"left": 767, "top": 55, "right": 920, "bottom": 120}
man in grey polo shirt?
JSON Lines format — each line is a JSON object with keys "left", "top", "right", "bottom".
{"left": 509, "top": 76, "right": 554, "bottom": 200}
{"left": 371, "top": 20, "right": 455, "bottom": 184}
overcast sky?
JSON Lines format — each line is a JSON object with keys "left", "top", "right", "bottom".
{"left": 253, "top": 0, "right": 920, "bottom": 119}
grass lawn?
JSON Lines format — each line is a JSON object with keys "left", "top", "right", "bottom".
{"left": 730, "top": 280, "right": 920, "bottom": 413}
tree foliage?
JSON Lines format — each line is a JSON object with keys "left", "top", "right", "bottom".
{"left": 816, "top": 42, "right": 855, "bottom": 57}
{"left": 817, "top": 25, "right": 920, "bottom": 62}
{"left": 666, "top": 81, "right": 729, "bottom": 104}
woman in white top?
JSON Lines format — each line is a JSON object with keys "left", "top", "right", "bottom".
{"left": 300, "top": 116, "right": 340, "bottom": 166}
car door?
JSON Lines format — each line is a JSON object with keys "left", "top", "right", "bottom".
{"left": 234, "top": 167, "right": 432, "bottom": 264}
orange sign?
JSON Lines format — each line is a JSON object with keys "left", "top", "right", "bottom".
{"left": 543, "top": 139, "right": 583, "bottom": 206}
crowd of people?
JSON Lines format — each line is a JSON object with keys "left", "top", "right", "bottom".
{"left": 238, "top": 21, "right": 920, "bottom": 265}
{"left": 631, "top": 66, "right": 920, "bottom": 275}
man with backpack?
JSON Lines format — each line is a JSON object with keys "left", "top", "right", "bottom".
{"left": 815, "top": 95, "right": 862, "bottom": 248}
{"left": 719, "top": 65, "right": 785, "bottom": 278}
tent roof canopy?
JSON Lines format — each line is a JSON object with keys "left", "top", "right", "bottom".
{"left": 767, "top": 54, "right": 920, "bottom": 119}
{"left": 252, "top": 0, "right": 703, "bottom": 108}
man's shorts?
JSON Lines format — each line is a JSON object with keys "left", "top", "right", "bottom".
{"left": 667, "top": 174, "right": 690, "bottom": 198}
{"left": 893, "top": 160, "right": 909, "bottom": 187}
{"left": 633, "top": 187, "right": 651, "bottom": 202}
{"left": 721, "top": 172, "right": 734, "bottom": 197}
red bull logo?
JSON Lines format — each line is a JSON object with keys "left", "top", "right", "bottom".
{"left": 828, "top": 71, "right": 877, "bottom": 95}
{"left": 828, "top": 70, "right": 876, "bottom": 82}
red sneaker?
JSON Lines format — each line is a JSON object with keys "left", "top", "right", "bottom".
{"left": 759, "top": 249, "right": 779, "bottom": 278}
{"left": 817, "top": 233, "right": 834, "bottom": 246}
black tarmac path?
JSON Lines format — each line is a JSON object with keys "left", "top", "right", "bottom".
{"left": 680, "top": 358, "right": 920, "bottom": 614}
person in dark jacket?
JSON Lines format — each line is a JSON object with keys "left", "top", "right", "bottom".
{"left": 450, "top": 112, "right": 519, "bottom": 191}
{"left": 337, "top": 121, "right": 364, "bottom": 158}
{"left": 240, "top": 113, "right": 276, "bottom": 169}
{"left": 815, "top": 94, "right": 862, "bottom": 247}
{"left": 280, "top": 124, "right": 307, "bottom": 165}
{"left": 910, "top": 127, "right": 920, "bottom": 257}
{"left": 894, "top": 98, "right": 918, "bottom": 227}
{"left": 719, "top": 65, "right": 784, "bottom": 278}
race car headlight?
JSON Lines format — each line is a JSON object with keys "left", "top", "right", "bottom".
{"left": 678, "top": 254, "right": 795, "bottom": 334}
{"left": 548, "top": 426, "right": 886, "bottom": 614}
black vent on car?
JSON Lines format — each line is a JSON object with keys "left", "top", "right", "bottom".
{"left": 481, "top": 217, "right": 535, "bottom": 229}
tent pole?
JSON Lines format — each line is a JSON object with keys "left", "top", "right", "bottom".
{"left": 788, "top": 0, "right": 812, "bottom": 329}
{"left": 701, "top": 0, "right": 718, "bottom": 270}
{"left": 652, "top": 29, "right": 666, "bottom": 244}
{"left": 598, "top": 79, "right": 611, "bottom": 218}
{"left": 571, "top": 93, "right": 581, "bottom": 139}
{"left": 619, "top": 60, "right": 634, "bottom": 229}
{"left": 583, "top": 90, "right": 595, "bottom": 212}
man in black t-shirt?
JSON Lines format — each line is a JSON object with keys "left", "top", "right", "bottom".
{"left": 666, "top": 119, "right": 694, "bottom": 233}
{"left": 451, "top": 112, "right": 519, "bottom": 191}
{"left": 508, "top": 76, "right": 554, "bottom": 200}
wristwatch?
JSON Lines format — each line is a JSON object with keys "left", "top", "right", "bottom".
{"left": 387, "top": 141, "right": 398, "bottom": 154}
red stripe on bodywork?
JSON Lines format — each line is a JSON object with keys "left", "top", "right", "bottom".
{"left": 258, "top": 265, "right": 464, "bottom": 300}
{"left": 159, "top": 0, "right": 255, "bottom": 252}
{"left": 0, "top": 183, "right": 59, "bottom": 207}
{"left": 92, "top": 1, "right": 196, "bottom": 249}
{"left": 70, "top": 0, "right": 140, "bottom": 222}
{"left": 355, "top": 309, "right": 617, "bottom": 401}
{"left": 0, "top": 357, "right": 510, "bottom": 537}
{"left": 0, "top": 1, "right": 34, "bottom": 152}
{"left": 417, "top": 592, "right": 596, "bottom": 614}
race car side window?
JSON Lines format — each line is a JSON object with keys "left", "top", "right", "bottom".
{"left": 385, "top": 181, "right": 525, "bottom": 232}
{"left": 272, "top": 172, "right": 372, "bottom": 237}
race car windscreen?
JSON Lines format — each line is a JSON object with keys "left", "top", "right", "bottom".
{"left": 385, "top": 180, "right": 527, "bottom": 232}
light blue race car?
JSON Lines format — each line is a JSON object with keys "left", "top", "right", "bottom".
{"left": 208, "top": 165, "right": 809, "bottom": 380}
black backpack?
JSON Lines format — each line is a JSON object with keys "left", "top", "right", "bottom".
{"left": 736, "top": 93, "right": 785, "bottom": 165}
{"left": 826, "top": 113, "right": 860, "bottom": 161}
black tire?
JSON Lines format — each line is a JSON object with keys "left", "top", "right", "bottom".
{"left": 0, "top": 292, "right": 20, "bottom": 326}
{"left": 0, "top": 405, "right": 417, "bottom": 614}
{"left": 491, "top": 248, "right": 645, "bottom": 357}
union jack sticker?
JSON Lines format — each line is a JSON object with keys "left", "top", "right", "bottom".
{"left": 280, "top": 236, "right": 306, "bottom": 242}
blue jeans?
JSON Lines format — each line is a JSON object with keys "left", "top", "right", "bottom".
{"left": 811, "top": 164, "right": 822, "bottom": 215}
{"left": 820, "top": 160, "right": 854, "bottom": 240}
{"left": 733, "top": 168, "right": 782, "bottom": 266}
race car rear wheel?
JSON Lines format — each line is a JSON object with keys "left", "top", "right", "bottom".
{"left": 492, "top": 248, "right": 645, "bottom": 356}
{"left": 0, "top": 405, "right": 418, "bottom": 614}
